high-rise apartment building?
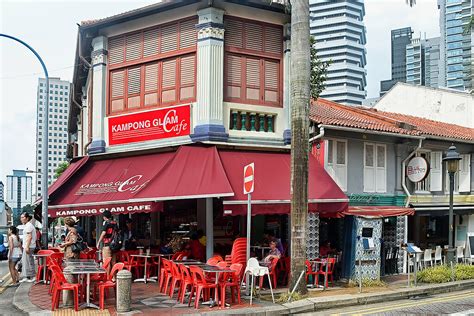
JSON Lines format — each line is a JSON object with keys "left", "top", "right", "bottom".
{"left": 6, "top": 170, "right": 32, "bottom": 225}
{"left": 0, "top": 181, "right": 4, "bottom": 201}
{"left": 424, "top": 37, "right": 441, "bottom": 88}
{"left": 406, "top": 38, "right": 426, "bottom": 86}
{"left": 36, "top": 78, "right": 70, "bottom": 197}
{"left": 310, "top": 0, "right": 367, "bottom": 105}
{"left": 380, "top": 27, "right": 413, "bottom": 96}
{"left": 438, "top": 0, "right": 473, "bottom": 91}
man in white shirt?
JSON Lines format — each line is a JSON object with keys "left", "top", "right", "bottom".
{"left": 19, "top": 212, "right": 36, "bottom": 282}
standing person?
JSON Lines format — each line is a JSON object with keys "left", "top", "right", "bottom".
{"left": 97, "top": 211, "right": 118, "bottom": 267}
{"left": 60, "top": 217, "right": 80, "bottom": 260}
{"left": 19, "top": 212, "right": 36, "bottom": 282}
{"left": 121, "top": 218, "right": 138, "bottom": 250}
{"left": 7, "top": 226, "right": 22, "bottom": 285}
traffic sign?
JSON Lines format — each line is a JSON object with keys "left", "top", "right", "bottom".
{"left": 243, "top": 163, "right": 254, "bottom": 195}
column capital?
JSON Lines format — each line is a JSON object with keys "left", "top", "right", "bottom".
{"left": 91, "top": 36, "right": 108, "bottom": 67}
{"left": 197, "top": 7, "right": 225, "bottom": 25}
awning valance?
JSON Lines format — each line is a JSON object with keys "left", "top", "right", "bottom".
{"left": 342, "top": 206, "right": 415, "bottom": 218}
{"left": 46, "top": 146, "right": 234, "bottom": 217}
{"left": 219, "top": 150, "right": 348, "bottom": 216}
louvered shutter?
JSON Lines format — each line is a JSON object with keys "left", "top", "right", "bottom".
{"left": 246, "top": 58, "right": 260, "bottom": 101}
{"left": 144, "top": 63, "right": 158, "bottom": 106}
{"left": 127, "top": 67, "right": 141, "bottom": 108}
{"left": 180, "top": 55, "right": 195, "bottom": 100}
{"left": 126, "top": 33, "right": 142, "bottom": 61}
{"left": 375, "top": 145, "right": 386, "bottom": 193}
{"left": 364, "top": 143, "right": 375, "bottom": 193}
{"left": 430, "top": 151, "right": 443, "bottom": 191}
{"left": 161, "top": 23, "right": 178, "bottom": 53}
{"left": 226, "top": 54, "right": 242, "bottom": 99}
{"left": 264, "top": 26, "right": 282, "bottom": 54}
{"left": 335, "top": 141, "right": 347, "bottom": 191}
{"left": 110, "top": 70, "right": 125, "bottom": 112}
{"left": 108, "top": 37, "right": 124, "bottom": 65}
{"left": 325, "top": 140, "right": 336, "bottom": 180}
{"left": 264, "top": 60, "right": 279, "bottom": 103}
{"left": 162, "top": 58, "right": 176, "bottom": 103}
{"left": 180, "top": 19, "right": 197, "bottom": 49}
{"left": 143, "top": 28, "right": 160, "bottom": 57}
{"left": 459, "top": 154, "right": 471, "bottom": 192}
{"left": 225, "top": 19, "right": 243, "bottom": 48}
{"left": 245, "top": 22, "right": 263, "bottom": 51}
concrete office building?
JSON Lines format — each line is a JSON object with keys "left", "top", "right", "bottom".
{"left": 6, "top": 170, "right": 32, "bottom": 224}
{"left": 438, "top": 0, "right": 473, "bottom": 91}
{"left": 35, "top": 78, "right": 70, "bottom": 197}
{"left": 380, "top": 27, "right": 413, "bottom": 96}
{"left": 424, "top": 37, "right": 442, "bottom": 88}
{"left": 310, "top": 0, "right": 367, "bottom": 105}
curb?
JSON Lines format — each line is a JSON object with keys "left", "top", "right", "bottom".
{"left": 13, "top": 282, "right": 52, "bottom": 316}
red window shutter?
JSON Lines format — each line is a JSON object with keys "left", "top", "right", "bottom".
{"left": 245, "top": 22, "right": 263, "bottom": 52}
{"left": 225, "top": 54, "right": 242, "bottom": 99}
{"left": 127, "top": 67, "right": 141, "bottom": 108}
{"left": 180, "top": 55, "right": 195, "bottom": 100}
{"left": 144, "top": 63, "right": 159, "bottom": 106}
{"left": 109, "top": 37, "right": 124, "bottom": 65}
{"left": 143, "top": 28, "right": 160, "bottom": 57}
{"left": 162, "top": 58, "right": 177, "bottom": 103}
{"left": 125, "top": 33, "right": 142, "bottom": 61}
{"left": 180, "top": 19, "right": 197, "bottom": 49}
{"left": 161, "top": 23, "right": 178, "bottom": 53}
{"left": 225, "top": 19, "right": 243, "bottom": 48}
{"left": 110, "top": 70, "right": 125, "bottom": 112}
{"left": 246, "top": 58, "right": 260, "bottom": 100}
{"left": 264, "top": 60, "right": 279, "bottom": 103}
{"left": 264, "top": 26, "right": 282, "bottom": 54}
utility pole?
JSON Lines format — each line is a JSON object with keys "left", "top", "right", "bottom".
{"left": 289, "top": 0, "right": 310, "bottom": 294}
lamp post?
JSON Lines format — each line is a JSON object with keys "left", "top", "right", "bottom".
{"left": 1, "top": 34, "right": 49, "bottom": 248}
{"left": 442, "top": 144, "right": 462, "bottom": 264}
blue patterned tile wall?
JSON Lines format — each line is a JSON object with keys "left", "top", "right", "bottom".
{"left": 352, "top": 217, "right": 382, "bottom": 281}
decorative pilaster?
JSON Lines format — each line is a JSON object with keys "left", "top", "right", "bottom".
{"left": 190, "top": 7, "right": 229, "bottom": 142}
{"left": 306, "top": 213, "right": 320, "bottom": 259}
{"left": 283, "top": 23, "right": 291, "bottom": 144}
{"left": 88, "top": 36, "right": 107, "bottom": 154}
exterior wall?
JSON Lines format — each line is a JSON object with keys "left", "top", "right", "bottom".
{"left": 36, "top": 78, "right": 71, "bottom": 197}
{"left": 375, "top": 83, "right": 474, "bottom": 128}
{"left": 352, "top": 217, "right": 382, "bottom": 281}
{"left": 309, "top": 0, "right": 367, "bottom": 105}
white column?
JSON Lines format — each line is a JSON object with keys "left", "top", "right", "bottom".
{"left": 283, "top": 23, "right": 291, "bottom": 144}
{"left": 205, "top": 197, "right": 214, "bottom": 260}
{"left": 89, "top": 36, "right": 107, "bottom": 154}
{"left": 191, "top": 7, "right": 228, "bottom": 142}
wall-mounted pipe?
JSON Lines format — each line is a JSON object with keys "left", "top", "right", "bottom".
{"left": 309, "top": 125, "right": 324, "bottom": 144}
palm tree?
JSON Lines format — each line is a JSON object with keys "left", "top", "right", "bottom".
{"left": 406, "top": 0, "right": 416, "bottom": 6}
{"left": 289, "top": 0, "right": 310, "bottom": 294}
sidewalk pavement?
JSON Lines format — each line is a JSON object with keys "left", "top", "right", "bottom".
{"left": 9, "top": 274, "right": 474, "bottom": 315}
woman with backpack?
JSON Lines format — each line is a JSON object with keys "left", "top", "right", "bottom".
{"left": 60, "top": 217, "right": 80, "bottom": 260}
{"left": 7, "top": 226, "right": 22, "bottom": 285}
{"left": 97, "top": 210, "right": 119, "bottom": 269}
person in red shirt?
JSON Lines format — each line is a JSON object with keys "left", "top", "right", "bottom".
{"left": 188, "top": 232, "right": 205, "bottom": 262}
{"left": 319, "top": 240, "right": 335, "bottom": 257}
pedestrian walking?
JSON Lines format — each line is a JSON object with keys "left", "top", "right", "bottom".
{"left": 19, "top": 212, "right": 36, "bottom": 282}
{"left": 7, "top": 226, "right": 22, "bottom": 285}
{"left": 60, "top": 217, "right": 80, "bottom": 260}
{"left": 97, "top": 210, "right": 118, "bottom": 269}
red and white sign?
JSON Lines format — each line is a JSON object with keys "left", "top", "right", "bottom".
{"left": 49, "top": 201, "right": 161, "bottom": 218}
{"left": 407, "top": 156, "right": 430, "bottom": 183}
{"left": 75, "top": 174, "right": 149, "bottom": 196}
{"left": 108, "top": 104, "right": 191, "bottom": 145}
{"left": 243, "top": 163, "right": 254, "bottom": 195}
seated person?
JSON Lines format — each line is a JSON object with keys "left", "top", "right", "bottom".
{"left": 264, "top": 231, "right": 284, "bottom": 255}
{"left": 263, "top": 240, "right": 281, "bottom": 270}
{"left": 319, "top": 240, "right": 335, "bottom": 257}
{"left": 121, "top": 219, "right": 138, "bottom": 250}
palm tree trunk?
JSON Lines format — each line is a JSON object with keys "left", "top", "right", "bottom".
{"left": 289, "top": 0, "right": 310, "bottom": 294}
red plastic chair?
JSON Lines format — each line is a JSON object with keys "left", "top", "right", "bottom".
{"left": 50, "top": 265, "right": 80, "bottom": 311}
{"left": 168, "top": 262, "right": 183, "bottom": 298}
{"left": 206, "top": 257, "right": 220, "bottom": 266}
{"left": 316, "top": 258, "right": 336, "bottom": 287}
{"left": 35, "top": 250, "right": 54, "bottom": 283}
{"left": 159, "top": 259, "right": 173, "bottom": 294}
{"left": 259, "top": 257, "right": 279, "bottom": 289}
{"left": 188, "top": 266, "right": 218, "bottom": 309}
{"left": 98, "top": 262, "right": 125, "bottom": 310}
{"left": 220, "top": 263, "right": 243, "bottom": 308}
{"left": 281, "top": 256, "right": 291, "bottom": 285}
{"left": 178, "top": 264, "right": 193, "bottom": 304}
{"left": 171, "top": 251, "right": 186, "bottom": 260}
{"left": 91, "top": 257, "right": 112, "bottom": 299}
{"left": 305, "top": 260, "right": 318, "bottom": 286}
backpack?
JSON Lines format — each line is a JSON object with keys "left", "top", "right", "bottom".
{"left": 108, "top": 225, "right": 122, "bottom": 252}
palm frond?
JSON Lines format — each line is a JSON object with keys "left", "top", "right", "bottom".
{"left": 406, "top": 0, "right": 416, "bottom": 7}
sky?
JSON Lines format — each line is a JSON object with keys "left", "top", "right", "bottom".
{"left": 0, "top": 0, "right": 440, "bottom": 192}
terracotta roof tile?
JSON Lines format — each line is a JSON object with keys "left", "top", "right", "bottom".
{"left": 310, "top": 98, "right": 474, "bottom": 142}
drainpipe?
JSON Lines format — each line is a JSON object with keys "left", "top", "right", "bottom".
{"left": 309, "top": 125, "right": 324, "bottom": 143}
{"left": 77, "top": 24, "right": 93, "bottom": 154}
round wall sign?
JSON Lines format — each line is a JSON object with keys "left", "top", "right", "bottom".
{"left": 406, "top": 157, "right": 430, "bottom": 183}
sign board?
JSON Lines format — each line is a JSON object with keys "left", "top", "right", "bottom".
{"left": 467, "top": 233, "right": 474, "bottom": 259}
{"left": 407, "top": 157, "right": 430, "bottom": 183}
{"left": 243, "top": 163, "right": 254, "bottom": 195}
{"left": 108, "top": 104, "right": 191, "bottom": 146}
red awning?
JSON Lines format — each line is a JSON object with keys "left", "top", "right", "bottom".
{"left": 219, "top": 150, "right": 348, "bottom": 216}
{"left": 48, "top": 146, "right": 234, "bottom": 217}
{"left": 342, "top": 206, "right": 415, "bottom": 218}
